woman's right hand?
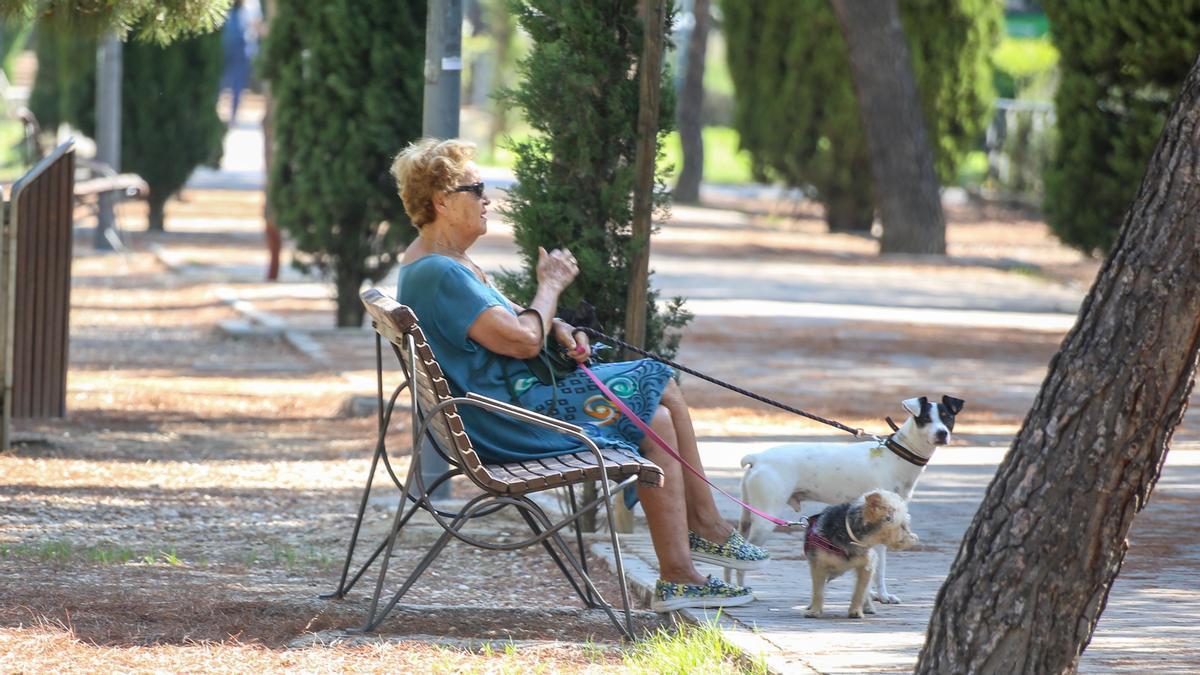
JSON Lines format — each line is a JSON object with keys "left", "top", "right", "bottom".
{"left": 536, "top": 246, "right": 579, "bottom": 292}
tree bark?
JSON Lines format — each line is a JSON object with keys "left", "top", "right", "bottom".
{"left": 673, "top": 0, "right": 710, "bottom": 205}
{"left": 824, "top": 154, "right": 875, "bottom": 233}
{"left": 917, "top": 54, "right": 1200, "bottom": 674}
{"left": 334, "top": 268, "right": 366, "bottom": 328}
{"left": 623, "top": 0, "right": 666, "bottom": 354}
{"left": 147, "top": 195, "right": 166, "bottom": 232}
{"left": 830, "top": 0, "right": 945, "bottom": 254}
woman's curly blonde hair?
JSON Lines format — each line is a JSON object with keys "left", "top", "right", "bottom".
{"left": 390, "top": 138, "right": 477, "bottom": 228}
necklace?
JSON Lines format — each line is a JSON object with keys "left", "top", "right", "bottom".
{"left": 420, "top": 236, "right": 488, "bottom": 285}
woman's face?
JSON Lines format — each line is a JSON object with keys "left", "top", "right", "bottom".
{"left": 444, "top": 163, "right": 490, "bottom": 241}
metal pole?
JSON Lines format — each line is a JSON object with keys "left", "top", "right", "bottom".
{"left": 418, "top": 0, "right": 463, "bottom": 500}
{"left": 94, "top": 34, "right": 122, "bottom": 251}
{"left": 423, "top": 0, "right": 462, "bottom": 139}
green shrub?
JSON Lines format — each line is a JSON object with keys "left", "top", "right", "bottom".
{"left": 28, "top": 24, "right": 224, "bottom": 231}
{"left": 28, "top": 25, "right": 97, "bottom": 134}
{"left": 260, "top": 0, "right": 426, "bottom": 326}
{"left": 1041, "top": 0, "right": 1200, "bottom": 253}
{"left": 122, "top": 30, "right": 225, "bottom": 230}
{"left": 497, "top": 0, "right": 692, "bottom": 358}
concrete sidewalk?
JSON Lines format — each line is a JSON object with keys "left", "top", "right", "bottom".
{"left": 593, "top": 445, "right": 1200, "bottom": 674}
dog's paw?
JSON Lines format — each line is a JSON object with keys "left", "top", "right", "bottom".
{"left": 863, "top": 603, "right": 877, "bottom": 615}
{"left": 804, "top": 608, "right": 821, "bottom": 619}
{"left": 872, "top": 591, "right": 901, "bottom": 604}
{"left": 848, "top": 609, "right": 865, "bottom": 619}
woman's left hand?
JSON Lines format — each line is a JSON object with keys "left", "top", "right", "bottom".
{"left": 552, "top": 319, "right": 591, "bottom": 363}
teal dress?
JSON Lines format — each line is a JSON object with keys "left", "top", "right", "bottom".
{"left": 398, "top": 255, "right": 673, "bottom": 469}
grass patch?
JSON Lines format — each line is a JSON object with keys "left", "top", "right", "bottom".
{"left": 993, "top": 36, "right": 1059, "bottom": 79}
{"left": 0, "top": 541, "right": 184, "bottom": 566}
{"left": 241, "top": 543, "right": 337, "bottom": 572}
{"left": 623, "top": 619, "right": 767, "bottom": 674}
{"left": 956, "top": 150, "right": 989, "bottom": 189}
{"left": 481, "top": 125, "right": 756, "bottom": 187}
{"left": 660, "top": 126, "right": 755, "bottom": 186}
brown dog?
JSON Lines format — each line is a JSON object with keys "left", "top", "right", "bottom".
{"left": 803, "top": 490, "right": 919, "bottom": 619}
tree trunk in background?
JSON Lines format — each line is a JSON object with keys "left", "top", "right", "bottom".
{"left": 917, "top": 54, "right": 1200, "bottom": 674}
{"left": 264, "top": 88, "right": 281, "bottom": 281}
{"left": 830, "top": 0, "right": 945, "bottom": 254}
{"left": 824, "top": 154, "right": 875, "bottom": 233}
{"left": 335, "top": 267, "right": 366, "bottom": 327}
{"left": 673, "top": 0, "right": 710, "bottom": 204}
{"left": 147, "top": 195, "right": 166, "bottom": 232}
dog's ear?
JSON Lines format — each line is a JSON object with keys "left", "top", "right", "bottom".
{"left": 902, "top": 397, "right": 926, "bottom": 417}
{"left": 942, "top": 395, "right": 965, "bottom": 414}
{"left": 863, "top": 491, "right": 890, "bottom": 523}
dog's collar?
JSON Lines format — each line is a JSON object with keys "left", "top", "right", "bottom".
{"left": 883, "top": 434, "right": 928, "bottom": 467}
{"left": 844, "top": 513, "right": 867, "bottom": 547}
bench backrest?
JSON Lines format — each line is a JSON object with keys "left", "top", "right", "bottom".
{"left": 359, "top": 288, "right": 507, "bottom": 492}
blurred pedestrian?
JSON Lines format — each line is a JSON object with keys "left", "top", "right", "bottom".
{"left": 221, "top": 0, "right": 263, "bottom": 125}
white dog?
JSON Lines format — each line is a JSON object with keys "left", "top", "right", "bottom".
{"left": 735, "top": 395, "right": 964, "bottom": 603}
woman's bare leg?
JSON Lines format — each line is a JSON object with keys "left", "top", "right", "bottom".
{"left": 657, "top": 380, "right": 734, "bottom": 542}
{"left": 637, "top": 406, "right": 707, "bottom": 585}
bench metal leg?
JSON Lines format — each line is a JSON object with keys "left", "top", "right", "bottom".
{"left": 518, "top": 507, "right": 592, "bottom": 606}
{"left": 567, "top": 483, "right": 598, "bottom": 607}
{"left": 524, "top": 496, "right": 635, "bottom": 640}
{"left": 323, "top": 342, "right": 410, "bottom": 600}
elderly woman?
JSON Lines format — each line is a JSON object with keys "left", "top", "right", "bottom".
{"left": 391, "top": 138, "right": 767, "bottom": 612}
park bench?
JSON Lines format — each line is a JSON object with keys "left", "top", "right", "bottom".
{"left": 323, "top": 288, "right": 663, "bottom": 638}
{"left": 15, "top": 108, "right": 148, "bottom": 238}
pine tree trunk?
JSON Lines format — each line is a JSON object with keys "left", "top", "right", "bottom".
{"left": 917, "top": 54, "right": 1200, "bottom": 674}
{"left": 147, "top": 195, "right": 167, "bottom": 232}
{"left": 830, "top": 0, "right": 945, "bottom": 254}
{"left": 335, "top": 269, "right": 366, "bottom": 328}
{"left": 823, "top": 169, "right": 874, "bottom": 233}
{"left": 673, "top": 0, "right": 710, "bottom": 205}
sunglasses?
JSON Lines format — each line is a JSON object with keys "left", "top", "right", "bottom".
{"left": 450, "top": 181, "right": 485, "bottom": 199}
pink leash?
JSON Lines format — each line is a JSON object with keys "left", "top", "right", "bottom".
{"left": 578, "top": 363, "right": 802, "bottom": 528}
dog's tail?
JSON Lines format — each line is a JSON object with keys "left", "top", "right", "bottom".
{"left": 738, "top": 454, "right": 757, "bottom": 536}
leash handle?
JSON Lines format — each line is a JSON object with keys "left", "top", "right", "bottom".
{"left": 580, "top": 327, "right": 867, "bottom": 438}
{"left": 579, "top": 363, "right": 801, "bottom": 528}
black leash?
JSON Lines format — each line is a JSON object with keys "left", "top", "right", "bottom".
{"left": 578, "top": 327, "right": 871, "bottom": 439}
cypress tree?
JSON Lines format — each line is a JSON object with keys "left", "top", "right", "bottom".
{"left": 260, "top": 0, "right": 426, "bottom": 327}
{"left": 497, "top": 1, "right": 692, "bottom": 358}
{"left": 721, "top": 0, "right": 1000, "bottom": 233}
{"left": 2, "top": 1, "right": 229, "bottom": 43}
{"left": 28, "top": 26, "right": 97, "bottom": 134}
{"left": 1042, "top": 1, "right": 1200, "bottom": 254}
{"left": 28, "top": 25, "right": 225, "bottom": 231}
{"left": 123, "top": 31, "right": 225, "bottom": 231}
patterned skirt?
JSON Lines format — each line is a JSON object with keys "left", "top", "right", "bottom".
{"left": 517, "top": 358, "right": 675, "bottom": 455}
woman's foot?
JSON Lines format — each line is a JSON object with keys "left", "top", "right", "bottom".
{"left": 688, "top": 530, "right": 770, "bottom": 571}
{"left": 650, "top": 575, "right": 754, "bottom": 612}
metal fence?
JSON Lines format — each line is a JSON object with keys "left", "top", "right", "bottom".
{"left": 1, "top": 140, "right": 75, "bottom": 450}
{"left": 985, "top": 98, "right": 1056, "bottom": 204}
